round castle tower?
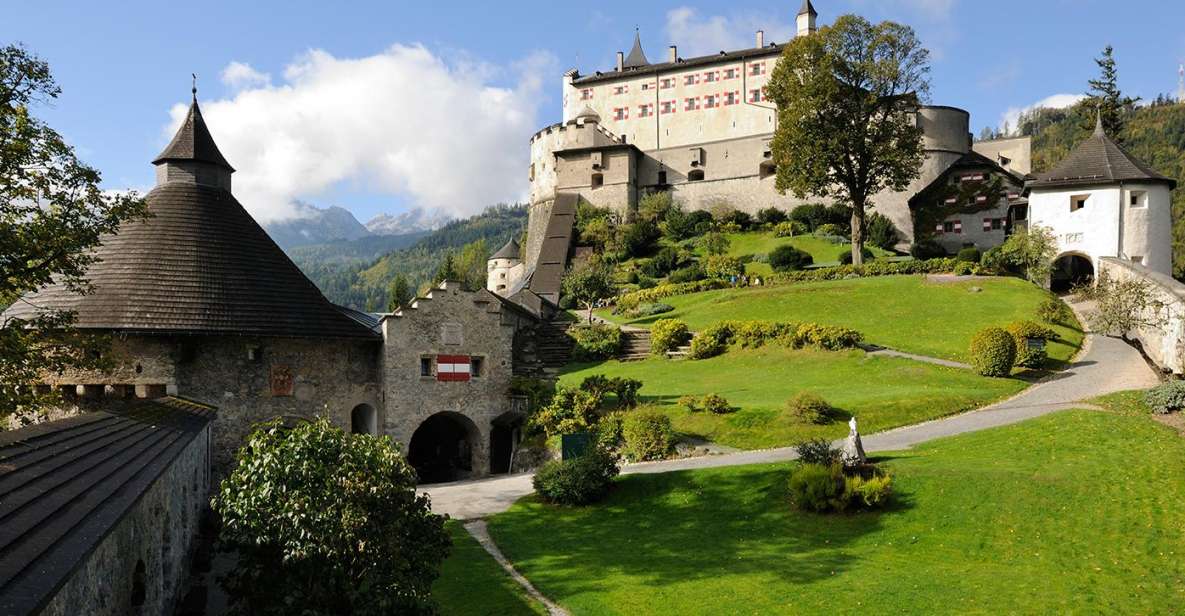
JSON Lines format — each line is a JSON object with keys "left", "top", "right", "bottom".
{"left": 487, "top": 237, "right": 525, "bottom": 296}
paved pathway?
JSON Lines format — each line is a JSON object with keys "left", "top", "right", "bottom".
{"left": 424, "top": 305, "right": 1161, "bottom": 520}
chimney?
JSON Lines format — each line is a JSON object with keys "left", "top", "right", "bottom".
{"left": 756, "top": 30, "right": 765, "bottom": 48}
{"left": 616, "top": 51, "right": 624, "bottom": 72}
{"left": 668, "top": 45, "right": 677, "bottom": 63}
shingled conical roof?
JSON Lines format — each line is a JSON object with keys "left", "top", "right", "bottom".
{"left": 491, "top": 238, "right": 520, "bottom": 260}
{"left": 1027, "top": 114, "right": 1176, "bottom": 191}
{"left": 623, "top": 31, "right": 649, "bottom": 69}
{"left": 2, "top": 99, "right": 377, "bottom": 339}
{"left": 799, "top": 0, "right": 818, "bottom": 17}
{"left": 152, "top": 95, "right": 234, "bottom": 172}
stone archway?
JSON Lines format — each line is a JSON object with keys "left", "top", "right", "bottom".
{"left": 350, "top": 403, "right": 377, "bottom": 435}
{"left": 490, "top": 411, "right": 525, "bottom": 475}
{"left": 407, "top": 412, "right": 481, "bottom": 484}
{"left": 1051, "top": 253, "right": 1094, "bottom": 293}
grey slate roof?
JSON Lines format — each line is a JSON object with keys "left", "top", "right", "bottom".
{"left": 799, "top": 0, "right": 818, "bottom": 17}
{"left": 2, "top": 181, "right": 380, "bottom": 339}
{"left": 573, "top": 44, "right": 783, "bottom": 86}
{"left": 491, "top": 238, "right": 521, "bottom": 261}
{"left": 1026, "top": 120, "right": 1177, "bottom": 191}
{"left": 623, "top": 31, "right": 650, "bottom": 69}
{"left": 528, "top": 192, "right": 578, "bottom": 302}
{"left": 0, "top": 398, "right": 215, "bottom": 616}
{"left": 152, "top": 98, "right": 234, "bottom": 172}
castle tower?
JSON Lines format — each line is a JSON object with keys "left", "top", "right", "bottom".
{"left": 487, "top": 237, "right": 525, "bottom": 296}
{"left": 797, "top": 0, "right": 818, "bottom": 37}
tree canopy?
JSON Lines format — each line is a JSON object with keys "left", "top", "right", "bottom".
{"left": 765, "top": 14, "right": 930, "bottom": 265}
{"left": 0, "top": 44, "right": 147, "bottom": 422}
{"left": 561, "top": 257, "right": 616, "bottom": 323}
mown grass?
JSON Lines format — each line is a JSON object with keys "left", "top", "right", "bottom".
{"left": 434, "top": 521, "right": 546, "bottom": 616}
{"left": 695, "top": 231, "right": 895, "bottom": 276}
{"left": 600, "top": 275, "right": 1083, "bottom": 363}
{"left": 489, "top": 410, "right": 1185, "bottom": 615}
{"left": 559, "top": 347, "right": 1025, "bottom": 450}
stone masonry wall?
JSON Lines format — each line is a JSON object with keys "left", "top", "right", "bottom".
{"left": 39, "top": 424, "right": 211, "bottom": 616}
{"left": 1099, "top": 257, "right": 1185, "bottom": 374}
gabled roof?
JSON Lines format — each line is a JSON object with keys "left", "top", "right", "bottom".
{"left": 623, "top": 31, "right": 649, "bottom": 69}
{"left": 908, "top": 149, "right": 1025, "bottom": 209}
{"left": 799, "top": 0, "right": 818, "bottom": 17}
{"left": 491, "top": 237, "right": 521, "bottom": 260}
{"left": 152, "top": 96, "right": 234, "bottom": 172}
{"left": 0, "top": 398, "right": 215, "bottom": 615}
{"left": 1026, "top": 117, "right": 1176, "bottom": 191}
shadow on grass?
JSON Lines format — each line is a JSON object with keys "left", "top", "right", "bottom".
{"left": 490, "top": 464, "right": 912, "bottom": 601}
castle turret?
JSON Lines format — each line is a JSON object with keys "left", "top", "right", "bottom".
{"left": 797, "top": 0, "right": 818, "bottom": 37}
{"left": 152, "top": 90, "right": 235, "bottom": 191}
{"left": 487, "top": 238, "right": 525, "bottom": 296}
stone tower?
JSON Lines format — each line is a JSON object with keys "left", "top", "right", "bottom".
{"left": 797, "top": 0, "right": 818, "bottom": 37}
{"left": 487, "top": 237, "right": 525, "bottom": 296}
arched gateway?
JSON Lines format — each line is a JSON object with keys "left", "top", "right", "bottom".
{"left": 1051, "top": 253, "right": 1094, "bottom": 293}
{"left": 407, "top": 412, "right": 481, "bottom": 484}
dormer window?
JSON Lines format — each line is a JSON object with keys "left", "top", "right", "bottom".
{"left": 1070, "top": 194, "right": 1089, "bottom": 212}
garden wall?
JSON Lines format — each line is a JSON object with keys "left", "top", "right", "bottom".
{"left": 1098, "top": 257, "right": 1185, "bottom": 374}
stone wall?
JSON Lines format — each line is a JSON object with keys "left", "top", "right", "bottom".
{"left": 39, "top": 423, "right": 211, "bottom": 616}
{"left": 1098, "top": 257, "right": 1185, "bottom": 374}
{"left": 380, "top": 282, "right": 528, "bottom": 476}
{"left": 524, "top": 197, "right": 554, "bottom": 270}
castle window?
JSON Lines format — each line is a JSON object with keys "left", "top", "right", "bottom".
{"left": 704, "top": 94, "right": 718, "bottom": 108}
{"left": 613, "top": 85, "right": 629, "bottom": 95}
{"left": 724, "top": 91, "right": 738, "bottom": 105}
{"left": 613, "top": 107, "right": 628, "bottom": 121}
{"left": 684, "top": 75, "right": 698, "bottom": 86}
{"left": 658, "top": 170, "right": 668, "bottom": 185}
{"left": 749, "top": 89, "right": 762, "bottom": 103}
{"left": 660, "top": 78, "right": 675, "bottom": 89}
{"left": 704, "top": 71, "right": 718, "bottom": 83}
{"left": 420, "top": 356, "right": 434, "bottom": 377}
{"left": 723, "top": 67, "right": 738, "bottom": 79}
{"left": 1070, "top": 194, "right": 1089, "bottom": 212}
{"left": 470, "top": 356, "right": 484, "bottom": 378}
{"left": 683, "top": 97, "right": 699, "bottom": 112}
{"left": 638, "top": 103, "right": 654, "bottom": 117}
{"left": 1130, "top": 191, "right": 1147, "bottom": 208}
{"left": 591, "top": 173, "right": 604, "bottom": 188}
{"left": 749, "top": 63, "right": 765, "bottom": 76}
{"left": 661, "top": 100, "right": 676, "bottom": 114}
{"left": 688, "top": 169, "right": 705, "bottom": 182}
{"left": 580, "top": 88, "right": 594, "bottom": 100}
{"left": 642, "top": 82, "right": 652, "bottom": 91}
{"left": 1131, "top": 255, "right": 1145, "bottom": 265}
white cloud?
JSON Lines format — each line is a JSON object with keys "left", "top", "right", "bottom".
{"left": 220, "top": 61, "right": 271, "bottom": 89}
{"left": 664, "top": 7, "right": 794, "bottom": 58}
{"left": 167, "top": 45, "right": 554, "bottom": 223}
{"left": 999, "top": 93, "right": 1085, "bottom": 134}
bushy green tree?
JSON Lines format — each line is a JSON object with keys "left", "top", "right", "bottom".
{"left": 386, "top": 274, "right": 414, "bottom": 311}
{"left": 561, "top": 257, "right": 616, "bottom": 323}
{"left": 212, "top": 418, "right": 450, "bottom": 615}
{"left": 433, "top": 253, "right": 462, "bottom": 284}
{"left": 998, "top": 225, "right": 1057, "bottom": 283}
{"left": 698, "top": 231, "right": 730, "bottom": 256}
{"left": 0, "top": 45, "right": 147, "bottom": 422}
{"left": 766, "top": 15, "right": 930, "bottom": 266}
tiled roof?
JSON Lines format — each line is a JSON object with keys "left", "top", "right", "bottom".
{"left": 528, "top": 192, "right": 578, "bottom": 302}
{"left": 2, "top": 182, "right": 380, "bottom": 339}
{"left": 1027, "top": 120, "right": 1176, "bottom": 191}
{"left": 152, "top": 98, "right": 234, "bottom": 172}
{"left": 491, "top": 238, "right": 521, "bottom": 260}
{"left": 0, "top": 398, "right": 215, "bottom": 615}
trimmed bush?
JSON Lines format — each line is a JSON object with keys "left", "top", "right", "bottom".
{"left": 700, "top": 393, "right": 734, "bottom": 414}
{"left": 1037, "top": 297, "right": 1073, "bottom": 325}
{"left": 953, "top": 261, "right": 979, "bottom": 276}
{"left": 769, "top": 245, "right": 814, "bottom": 272}
{"left": 532, "top": 448, "right": 620, "bottom": 506}
{"left": 570, "top": 325, "right": 623, "bottom": 362}
{"left": 651, "top": 319, "right": 690, "bottom": 357}
{"left": 688, "top": 321, "right": 735, "bottom": 359}
{"left": 678, "top": 395, "right": 700, "bottom": 412}
{"left": 956, "top": 247, "right": 982, "bottom": 263}
{"left": 640, "top": 246, "right": 683, "bottom": 278}
{"left": 789, "top": 203, "right": 831, "bottom": 231}
{"left": 795, "top": 323, "right": 864, "bottom": 350}
{"left": 619, "top": 220, "right": 661, "bottom": 258}
{"left": 838, "top": 246, "right": 875, "bottom": 265}
{"left": 528, "top": 386, "right": 602, "bottom": 437}
{"left": 1145, "top": 380, "right": 1185, "bottom": 415}
{"left": 969, "top": 327, "right": 1017, "bottom": 377}
{"left": 704, "top": 255, "right": 744, "bottom": 280}
{"left": 596, "top": 411, "right": 624, "bottom": 450}
{"left": 698, "top": 232, "right": 730, "bottom": 256}
{"left": 765, "top": 257, "right": 961, "bottom": 285}
{"left": 622, "top": 302, "right": 674, "bottom": 319}
{"left": 814, "top": 223, "right": 844, "bottom": 237}
{"left": 612, "top": 280, "right": 731, "bottom": 314}
{"left": 1006, "top": 320, "right": 1057, "bottom": 368}
{"left": 980, "top": 246, "right": 1006, "bottom": 273}
{"left": 612, "top": 378, "right": 643, "bottom": 408}
{"left": 687, "top": 319, "right": 862, "bottom": 359}
{"left": 621, "top": 409, "right": 676, "bottom": 462}
{"left": 787, "top": 392, "right": 832, "bottom": 424}
{"left": 847, "top": 473, "right": 893, "bottom": 509}
{"left": 795, "top": 439, "right": 842, "bottom": 466}
{"left": 787, "top": 463, "right": 848, "bottom": 512}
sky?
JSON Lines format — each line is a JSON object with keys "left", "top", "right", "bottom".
{"left": 5, "top": 0, "right": 1185, "bottom": 224}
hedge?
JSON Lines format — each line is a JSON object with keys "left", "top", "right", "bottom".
{"left": 614, "top": 279, "right": 730, "bottom": 313}
{"left": 688, "top": 319, "right": 864, "bottom": 360}
{"left": 650, "top": 319, "right": 690, "bottom": 357}
{"left": 969, "top": 327, "right": 1016, "bottom": 377}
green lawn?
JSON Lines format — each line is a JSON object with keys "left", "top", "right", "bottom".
{"left": 434, "top": 521, "right": 546, "bottom": 616}
{"left": 695, "top": 231, "right": 894, "bottom": 276}
{"left": 601, "top": 275, "right": 1083, "bottom": 363}
{"left": 559, "top": 347, "right": 1026, "bottom": 450}
{"left": 489, "top": 410, "right": 1185, "bottom": 614}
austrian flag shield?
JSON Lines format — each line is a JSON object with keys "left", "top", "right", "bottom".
{"left": 436, "top": 355, "right": 471, "bottom": 382}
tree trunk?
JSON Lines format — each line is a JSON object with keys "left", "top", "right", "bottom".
{"left": 587, "top": 304, "right": 594, "bottom": 324}
{"left": 851, "top": 203, "right": 867, "bottom": 267}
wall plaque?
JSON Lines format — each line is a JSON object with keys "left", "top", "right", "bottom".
{"left": 441, "top": 322, "right": 463, "bottom": 346}
{"left": 270, "top": 365, "right": 294, "bottom": 397}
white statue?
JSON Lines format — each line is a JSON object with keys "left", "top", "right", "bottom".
{"left": 842, "top": 415, "right": 866, "bottom": 466}
{"left": 848, "top": 416, "right": 858, "bottom": 435}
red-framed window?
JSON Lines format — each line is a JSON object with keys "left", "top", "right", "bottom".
{"left": 638, "top": 103, "right": 654, "bottom": 117}
{"left": 684, "top": 97, "right": 700, "bottom": 112}
{"left": 684, "top": 74, "right": 699, "bottom": 86}
{"left": 724, "top": 91, "right": 739, "bottom": 105}
{"left": 613, "top": 85, "right": 629, "bottom": 95}
{"left": 613, "top": 107, "right": 629, "bottom": 120}
{"left": 580, "top": 88, "right": 594, "bottom": 100}
{"left": 749, "top": 89, "right": 762, "bottom": 103}
{"left": 704, "top": 71, "right": 718, "bottom": 83}
{"left": 660, "top": 78, "right": 675, "bottom": 89}
{"left": 723, "top": 67, "right": 738, "bottom": 79}
{"left": 749, "top": 62, "right": 765, "bottom": 76}
{"left": 704, "top": 94, "right": 718, "bottom": 108}
{"left": 661, "top": 100, "right": 676, "bottom": 114}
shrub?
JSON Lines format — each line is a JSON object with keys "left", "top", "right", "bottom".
{"left": 638, "top": 191, "right": 675, "bottom": 224}
{"left": 618, "top": 220, "right": 661, "bottom": 258}
{"left": 651, "top": 319, "right": 690, "bottom": 357}
{"left": 714, "top": 207, "right": 752, "bottom": 230}
{"left": 212, "top": 418, "right": 449, "bottom": 615}
{"left": 910, "top": 240, "right": 947, "bottom": 260}
{"left": 814, "top": 223, "right": 844, "bottom": 237}
{"left": 794, "top": 438, "right": 842, "bottom": 466}
{"left": 734, "top": 320, "right": 795, "bottom": 348}
{"left": 1037, "top": 296, "right": 1073, "bottom": 325}
{"left": 1145, "top": 380, "right": 1185, "bottom": 415}
{"left": 611, "top": 378, "right": 643, "bottom": 408}
{"left": 529, "top": 386, "right": 603, "bottom": 437}
{"left": 787, "top": 463, "right": 848, "bottom": 512}
{"left": 532, "top": 448, "right": 620, "bottom": 506}
{"left": 795, "top": 323, "right": 863, "bottom": 350}
{"left": 847, "top": 473, "right": 893, "bottom": 509}
{"left": 579, "top": 374, "right": 613, "bottom": 397}
{"left": 641, "top": 246, "right": 683, "bottom": 277}
{"left": 756, "top": 207, "right": 788, "bottom": 226}
{"left": 698, "top": 231, "right": 730, "bottom": 256}
{"left": 969, "top": 327, "right": 1017, "bottom": 377}
{"left": 704, "top": 255, "right": 744, "bottom": 280}
{"left": 787, "top": 392, "right": 832, "bottom": 424}
{"left": 773, "top": 220, "right": 807, "bottom": 237}
{"left": 613, "top": 279, "right": 730, "bottom": 313}
{"left": 660, "top": 206, "right": 699, "bottom": 241}
{"left": 765, "top": 257, "right": 961, "bottom": 285}
{"left": 700, "top": 393, "right": 734, "bottom": 414}
{"left": 570, "top": 325, "right": 623, "bottom": 361}
{"left": 789, "top": 203, "right": 831, "bottom": 231}
{"left": 623, "top": 302, "right": 674, "bottom": 319}
{"left": 621, "top": 409, "right": 676, "bottom": 462}
{"left": 956, "top": 247, "right": 982, "bottom": 263}
{"left": 866, "top": 212, "right": 898, "bottom": 249}
{"left": 688, "top": 322, "right": 735, "bottom": 359}
{"left": 1006, "top": 320, "right": 1057, "bottom": 368}
{"left": 838, "top": 246, "right": 875, "bottom": 265}
{"left": 667, "top": 264, "right": 706, "bottom": 284}
{"left": 678, "top": 395, "right": 700, "bottom": 412}
{"left": 769, "top": 245, "right": 814, "bottom": 272}
{"left": 980, "top": 246, "right": 1006, "bottom": 273}
{"left": 596, "top": 411, "right": 624, "bottom": 450}
{"left": 953, "top": 260, "right": 979, "bottom": 276}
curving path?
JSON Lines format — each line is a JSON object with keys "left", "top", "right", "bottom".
{"left": 424, "top": 303, "right": 1161, "bottom": 520}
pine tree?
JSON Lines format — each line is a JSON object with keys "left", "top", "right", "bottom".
{"left": 386, "top": 274, "right": 413, "bottom": 311}
{"left": 1085, "top": 45, "right": 1139, "bottom": 141}
{"left": 433, "top": 253, "right": 461, "bottom": 283}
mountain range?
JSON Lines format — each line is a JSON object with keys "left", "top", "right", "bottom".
{"left": 263, "top": 202, "right": 451, "bottom": 249}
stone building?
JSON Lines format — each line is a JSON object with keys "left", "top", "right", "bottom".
{"left": 514, "top": 0, "right": 1032, "bottom": 285}
{"left": 0, "top": 398, "right": 214, "bottom": 616}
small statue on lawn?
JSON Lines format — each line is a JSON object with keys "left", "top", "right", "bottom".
{"left": 841, "top": 416, "right": 867, "bottom": 466}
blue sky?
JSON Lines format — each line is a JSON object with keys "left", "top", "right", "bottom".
{"left": 5, "top": 0, "right": 1185, "bottom": 224}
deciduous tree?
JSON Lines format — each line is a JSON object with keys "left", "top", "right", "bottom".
{"left": 562, "top": 257, "right": 616, "bottom": 323}
{"left": 766, "top": 14, "right": 930, "bottom": 266}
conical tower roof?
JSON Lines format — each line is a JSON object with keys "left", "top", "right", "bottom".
{"left": 799, "top": 0, "right": 818, "bottom": 17}
{"left": 623, "top": 31, "right": 649, "bottom": 69}
{"left": 2, "top": 98, "right": 376, "bottom": 339}
{"left": 1027, "top": 113, "right": 1176, "bottom": 191}
{"left": 491, "top": 238, "right": 520, "bottom": 260}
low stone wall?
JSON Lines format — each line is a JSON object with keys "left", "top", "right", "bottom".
{"left": 1098, "top": 257, "right": 1185, "bottom": 374}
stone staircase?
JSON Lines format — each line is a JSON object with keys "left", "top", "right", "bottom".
{"left": 619, "top": 330, "right": 652, "bottom": 361}
{"left": 535, "top": 319, "right": 574, "bottom": 370}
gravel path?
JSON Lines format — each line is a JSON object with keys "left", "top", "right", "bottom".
{"left": 424, "top": 303, "right": 1161, "bottom": 520}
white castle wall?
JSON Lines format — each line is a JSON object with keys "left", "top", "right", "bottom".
{"left": 1098, "top": 257, "right": 1185, "bottom": 374}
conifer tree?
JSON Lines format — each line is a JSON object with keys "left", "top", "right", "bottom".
{"left": 1085, "top": 45, "right": 1139, "bottom": 141}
